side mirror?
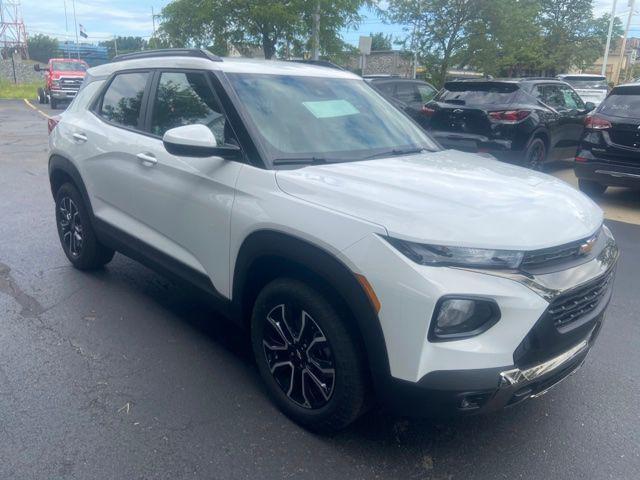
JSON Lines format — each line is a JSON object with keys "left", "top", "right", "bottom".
{"left": 162, "top": 124, "right": 241, "bottom": 159}
{"left": 34, "top": 64, "right": 41, "bottom": 72}
{"left": 584, "top": 102, "right": 596, "bottom": 113}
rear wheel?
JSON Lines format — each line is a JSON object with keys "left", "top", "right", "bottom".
{"left": 578, "top": 179, "right": 607, "bottom": 197}
{"left": 55, "top": 183, "right": 115, "bottom": 270}
{"left": 523, "top": 137, "right": 547, "bottom": 170}
{"left": 251, "top": 278, "right": 368, "bottom": 432}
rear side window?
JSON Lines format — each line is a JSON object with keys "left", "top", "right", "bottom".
{"left": 150, "top": 71, "right": 227, "bottom": 144}
{"left": 598, "top": 87, "right": 640, "bottom": 118}
{"left": 98, "top": 72, "right": 149, "bottom": 128}
{"left": 437, "top": 82, "right": 518, "bottom": 105}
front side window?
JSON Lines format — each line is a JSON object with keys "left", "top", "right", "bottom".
{"left": 418, "top": 84, "right": 436, "bottom": 102}
{"left": 395, "top": 83, "right": 420, "bottom": 103}
{"left": 99, "top": 72, "right": 149, "bottom": 128}
{"left": 226, "top": 73, "right": 437, "bottom": 166}
{"left": 151, "top": 71, "right": 227, "bottom": 144}
{"left": 559, "top": 85, "right": 585, "bottom": 110}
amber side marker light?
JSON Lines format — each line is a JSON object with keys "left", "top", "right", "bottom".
{"left": 356, "top": 274, "right": 381, "bottom": 313}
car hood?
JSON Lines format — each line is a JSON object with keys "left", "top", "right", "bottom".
{"left": 275, "top": 150, "right": 603, "bottom": 251}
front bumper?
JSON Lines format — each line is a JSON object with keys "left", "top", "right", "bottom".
{"left": 381, "top": 317, "right": 601, "bottom": 417}
{"left": 50, "top": 89, "right": 78, "bottom": 100}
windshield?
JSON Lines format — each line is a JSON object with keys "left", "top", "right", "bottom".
{"left": 598, "top": 87, "right": 640, "bottom": 119}
{"left": 561, "top": 76, "right": 607, "bottom": 90}
{"left": 52, "top": 61, "right": 88, "bottom": 72}
{"left": 225, "top": 73, "right": 437, "bottom": 166}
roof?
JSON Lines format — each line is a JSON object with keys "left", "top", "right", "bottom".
{"left": 557, "top": 73, "right": 606, "bottom": 79}
{"left": 445, "top": 77, "right": 566, "bottom": 84}
{"left": 88, "top": 52, "right": 360, "bottom": 80}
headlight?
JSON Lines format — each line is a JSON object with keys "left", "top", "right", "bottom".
{"left": 430, "top": 297, "right": 500, "bottom": 341}
{"left": 386, "top": 237, "right": 524, "bottom": 269}
{"left": 51, "top": 79, "right": 60, "bottom": 87}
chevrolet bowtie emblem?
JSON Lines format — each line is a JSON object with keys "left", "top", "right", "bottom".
{"left": 579, "top": 236, "right": 597, "bottom": 255}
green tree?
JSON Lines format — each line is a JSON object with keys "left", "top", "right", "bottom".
{"left": 28, "top": 34, "right": 59, "bottom": 63}
{"left": 381, "top": 0, "right": 484, "bottom": 86}
{"left": 158, "top": 0, "right": 364, "bottom": 59}
{"left": 538, "top": 0, "right": 622, "bottom": 75}
{"left": 370, "top": 32, "right": 393, "bottom": 50}
{"left": 99, "top": 36, "right": 149, "bottom": 60}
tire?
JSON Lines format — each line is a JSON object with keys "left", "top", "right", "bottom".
{"left": 251, "top": 278, "right": 369, "bottom": 433}
{"left": 523, "top": 137, "right": 547, "bottom": 171}
{"left": 50, "top": 97, "right": 58, "bottom": 109}
{"left": 37, "top": 88, "right": 45, "bottom": 104}
{"left": 578, "top": 179, "right": 607, "bottom": 197}
{"left": 55, "top": 183, "right": 115, "bottom": 270}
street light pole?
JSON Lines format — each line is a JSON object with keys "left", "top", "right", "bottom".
{"left": 613, "top": 0, "right": 636, "bottom": 84}
{"left": 602, "top": 0, "right": 618, "bottom": 78}
{"left": 72, "top": 0, "right": 79, "bottom": 59}
{"left": 311, "top": 1, "right": 320, "bottom": 61}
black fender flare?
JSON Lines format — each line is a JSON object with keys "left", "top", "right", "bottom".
{"left": 232, "top": 230, "right": 392, "bottom": 391}
{"left": 48, "top": 154, "right": 95, "bottom": 220}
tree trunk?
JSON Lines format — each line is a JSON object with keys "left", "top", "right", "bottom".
{"left": 262, "top": 32, "right": 276, "bottom": 59}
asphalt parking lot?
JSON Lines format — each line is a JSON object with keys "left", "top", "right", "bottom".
{"left": 1, "top": 98, "right": 639, "bottom": 479}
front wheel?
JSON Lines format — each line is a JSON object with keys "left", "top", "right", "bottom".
{"left": 251, "top": 278, "right": 369, "bottom": 432}
{"left": 55, "top": 183, "right": 115, "bottom": 270}
{"left": 37, "top": 88, "right": 45, "bottom": 104}
{"left": 50, "top": 97, "right": 58, "bottom": 109}
{"left": 523, "top": 138, "right": 547, "bottom": 171}
{"left": 578, "top": 179, "right": 607, "bottom": 197}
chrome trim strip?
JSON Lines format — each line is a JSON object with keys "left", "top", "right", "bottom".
{"left": 499, "top": 339, "right": 589, "bottom": 387}
{"left": 595, "top": 170, "right": 640, "bottom": 180}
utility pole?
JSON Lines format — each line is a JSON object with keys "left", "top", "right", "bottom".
{"left": 602, "top": 0, "right": 618, "bottom": 78}
{"left": 613, "top": 0, "right": 636, "bottom": 84}
{"left": 72, "top": 0, "right": 79, "bottom": 58}
{"left": 113, "top": 35, "right": 118, "bottom": 57}
{"left": 151, "top": 6, "right": 156, "bottom": 49}
{"left": 311, "top": 1, "right": 320, "bottom": 60}
{"left": 411, "top": 20, "right": 418, "bottom": 79}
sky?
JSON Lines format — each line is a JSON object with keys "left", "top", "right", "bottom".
{"left": 18, "top": 0, "right": 640, "bottom": 46}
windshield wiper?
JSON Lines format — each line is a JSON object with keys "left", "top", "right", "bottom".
{"left": 363, "top": 147, "right": 427, "bottom": 160}
{"left": 272, "top": 156, "right": 334, "bottom": 166}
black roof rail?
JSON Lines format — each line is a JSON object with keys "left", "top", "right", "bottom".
{"left": 112, "top": 48, "right": 222, "bottom": 63}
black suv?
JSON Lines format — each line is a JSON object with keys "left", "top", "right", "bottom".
{"left": 574, "top": 83, "right": 640, "bottom": 196}
{"left": 365, "top": 77, "right": 438, "bottom": 128}
{"left": 422, "top": 79, "right": 595, "bottom": 169}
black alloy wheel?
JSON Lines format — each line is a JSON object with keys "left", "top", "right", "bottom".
{"left": 262, "top": 303, "right": 336, "bottom": 409}
{"left": 57, "top": 195, "right": 83, "bottom": 258}
{"left": 251, "top": 278, "right": 368, "bottom": 432}
{"left": 524, "top": 138, "right": 546, "bottom": 170}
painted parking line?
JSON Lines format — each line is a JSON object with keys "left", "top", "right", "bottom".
{"left": 23, "top": 98, "right": 50, "bottom": 120}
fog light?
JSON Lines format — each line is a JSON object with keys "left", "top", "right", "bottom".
{"left": 429, "top": 297, "right": 500, "bottom": 341}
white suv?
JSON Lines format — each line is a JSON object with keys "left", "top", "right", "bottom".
{"left": 48, "top": 49, "right": 618, "bottom": 432}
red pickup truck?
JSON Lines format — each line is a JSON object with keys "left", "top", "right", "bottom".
{"left": 35, "top": 58, "right": 88, "bottom": 109}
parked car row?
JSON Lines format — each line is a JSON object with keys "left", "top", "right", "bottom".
{"left": 368, "top": 74, "right": 639, "bottom": 196}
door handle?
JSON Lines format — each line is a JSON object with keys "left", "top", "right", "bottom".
{"left": 136, "top": 152, "right": 157, "bottom": 166}
{"left": 72, "top": 132, "right": 87, "bottom": 143}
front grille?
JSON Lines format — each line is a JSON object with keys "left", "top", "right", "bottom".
{"left": 521, "top": 230, "right": 600, "bottom": 270}
{"left": 547, "top": 270, "right": 613, "bottom": 329}
{"left": 59, "top": 77, "right": 83, "bottom": 90}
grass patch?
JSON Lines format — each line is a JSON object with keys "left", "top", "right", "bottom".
{"left": 0, "top": 79, "right": 40, "bottom": 100}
